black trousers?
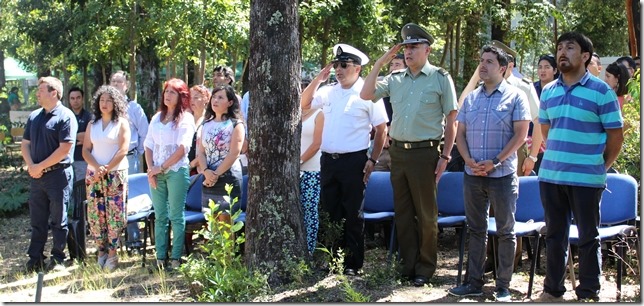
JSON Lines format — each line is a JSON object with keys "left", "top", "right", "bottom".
{"left": 27, "top": 166, "right": 73, "bottom": 263}
{"left": 320, "top": 149, "right": 368, "bottom": 270}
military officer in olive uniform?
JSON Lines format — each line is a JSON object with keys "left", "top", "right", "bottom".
{"left": 361, "top": 23, "right": 458, "bottom": 286}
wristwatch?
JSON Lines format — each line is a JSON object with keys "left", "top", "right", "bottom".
{"left": 528, "top": 155, "right": 538, "bottom": 162}
{"left": 492, "top": 157, "right": 501, "bottom": 168}
{"left": 368, "top": 157, "right": 379, "bottom": 164}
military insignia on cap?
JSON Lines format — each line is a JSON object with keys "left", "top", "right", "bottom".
{"left": 336, "top": 46, "right": 343, "bottom": 56}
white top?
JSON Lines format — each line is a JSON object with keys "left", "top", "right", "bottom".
{"left": 311, "top": 77, "right": 388, "bottom": 153}
{"left": 89, "top": 119, "right": 129, "bottom": 171}
{"left": 506, "top": 74, "right": 539, "bottom": 120}
{"left": 300, "top": 109, "right": 322, "bottom": 172}
{"left": 144, "top": 112, "right": 196, "bottom": 172}
{"left": 198, "top": 118, "right": 242, "bottom": 173}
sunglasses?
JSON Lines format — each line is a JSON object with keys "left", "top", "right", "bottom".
{"left": 332, "top": 61, "right": 355, "bottom": 69}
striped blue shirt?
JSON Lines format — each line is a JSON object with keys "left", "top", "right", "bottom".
{"left": 457, "top": 80, "right": 531, "bottom": 177}
{"left": 538, "top": 72, "right": 623, "bottom": 188}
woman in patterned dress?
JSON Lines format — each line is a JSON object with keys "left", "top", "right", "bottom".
{"left": 196, "top": 85, "right": 245, "bottom": 223}
{"left": 82, "top": 85, "right": 131, "bottom": 271}
{"left": 299, "top": 107, "right": 324, "bottom": 254}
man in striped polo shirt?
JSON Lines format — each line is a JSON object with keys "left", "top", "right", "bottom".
{"left": 538, "top": 32, "right": 624, "bottom": 301}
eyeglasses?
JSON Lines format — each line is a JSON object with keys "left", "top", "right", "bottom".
{"left": 332, "top": 61, "right": 355, "bottom": 69}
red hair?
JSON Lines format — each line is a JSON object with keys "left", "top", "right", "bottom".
{"left": 160, "top": 78, "right": 190, "bottom": 126}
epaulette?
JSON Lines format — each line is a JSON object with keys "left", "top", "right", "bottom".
{"left": 438, "top": 68, "right": 449, "bottom": 76}
{"left": 521, "top": 77, "right": 532, "bottom": 84}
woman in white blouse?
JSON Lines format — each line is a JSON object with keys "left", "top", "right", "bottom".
{"left": 82, "top": 85, "right": 131, "bottom": 271}
{"left": 144, "top": 78, "right": 195, "bottom": 270}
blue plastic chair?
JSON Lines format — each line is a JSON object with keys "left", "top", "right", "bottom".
{"left": 437, "top": 171, "right": 468, "bottom": 286}
{"left": 184, "top": 174, "right": 206, "bottom": 254}
{"left": 234, "top": 175, "right": 248, "bottom": 224}
{"left": 487, "top": 175, "right": 545, "bottom": 299}
{"left": 567, "top": 173, "right": 639, "bottom": 300}
{"left": 363, "top": 171, "right": 396, "bottom": 262}
{"left": 125, "top": 173, "right": 155, "bottom": 266}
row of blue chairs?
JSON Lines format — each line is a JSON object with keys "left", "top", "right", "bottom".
{"left": 362, "top": 171, "right": 639, "bottom": 300}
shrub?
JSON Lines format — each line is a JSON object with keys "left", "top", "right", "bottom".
{"left": 180, "top": 184, "right": 269, "bottom": 302}
{"left": 0, "top": 175, "right": 29, "bottom": 217}
{"left": 614, "top": 68, "right": 641, "bottom": 183}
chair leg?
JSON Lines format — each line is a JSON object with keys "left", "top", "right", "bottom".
{"left": 536, "top": 236, "right": 544, "bottom": 270}
{"left": 568, "top": 244, "right": 576, "bottom": 289}
{"left": 616, "top": 238, "right": 625, "bottom": 301}
{"left": 457, "top": 225, "right": 466, "bottom": 286}
{"left": 491, "top": 236, "right": 498, "bottom": 279}
{"left": 141, "top": 221, "right": 148, "bottom": 267}
{"left": 387, "top": 220, "right": 395, "bottom": 263}
{"left": 527, "top": 234, "right": 540, "bottom": 299}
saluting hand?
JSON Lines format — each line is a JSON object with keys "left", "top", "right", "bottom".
{"left": 375, "top": 44, "right": 402, "bottom": 67}
{"left": 315, "top": 64, "right": 333, "bottom": 83}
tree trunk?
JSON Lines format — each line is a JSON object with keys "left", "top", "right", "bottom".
{"left": 82, "top": 62, "right": 89, "bottom": 110}
{"left": 454, "top": 19, "right": 461, "bottom": 79}
{"left": 491, "top": 0, "right": 510, "bottom": 42}
{"left": 245, "top": 0, "right": 307, "bottom": 286}
{"left": 462, "top": 12, "right": 482, "bottom": 87}
{"left": 137, "top": 38, "right": 160, "bottom": 116}
{"left": 0, "top": 50, "right": 5, "bottom": 90}
{"left": 128, "top": 0, "right": 138, "bottom": 102}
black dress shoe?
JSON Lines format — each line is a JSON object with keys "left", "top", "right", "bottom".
{"left": 25, "top": 258, "right": 45, "bottom": 273}
{"left": 343, "top": 268, "right": 358, "bottom": 276}
{"left": 413, "top": 275, "right": 429, "bottom": 287}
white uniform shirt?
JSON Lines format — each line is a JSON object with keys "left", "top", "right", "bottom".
{"left": 311, "top": 77, "right": 388, "bottom": 153}
{"left": 506, "top": 74, "right": 539, "bottom": 120}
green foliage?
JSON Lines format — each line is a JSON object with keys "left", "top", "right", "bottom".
{"left": 180, "top": 184, "right": 269, "bottom": 302}
{"left": 0, "top": 178, "right": 29, "bottom": 217}
{"left": 340, "top": 276, "right": 370, "bottom": 302}
{"left": 558, "top": 0, "right": 629, "bottom": 57}
{"left": 613, "top": 69, "right": 641, "bottom": 182}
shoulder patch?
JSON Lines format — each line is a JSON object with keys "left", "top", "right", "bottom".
{"left": 438, "top": 68, "right": 449, "bottom": 76}
{"left": 521, "top": 77, "right": 532, "bottom": 84}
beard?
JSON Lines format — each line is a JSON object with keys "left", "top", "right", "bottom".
{"left": 557, "top": 61, "right": 574, "bottom": 74}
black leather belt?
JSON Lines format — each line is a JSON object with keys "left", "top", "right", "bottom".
{"left": 321, "top": 149, "right": 368, "bottom": 160}
{"left": 126, "top": 149, "right": 137, "bottom": 156}
{"left": 43, "top": 163, "right": 71, "bottom": 173}
{"left": 391, "top": 139, "right": 440, "bottom": 149}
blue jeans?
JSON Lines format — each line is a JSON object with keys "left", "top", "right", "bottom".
{"left": 151, "top": 167, "right": 189, "bottom": 261}
{"left": 539, "top": 182, "right": 603, "bottom": 299}
{"left": 27, "top": 166, "right": 73, "bottom": 263}
{"left": 463, "top": 173, "right": 518, "bottom": 290}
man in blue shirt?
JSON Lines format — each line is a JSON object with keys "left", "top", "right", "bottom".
{"left": 449, "top": 45, "right": 530, "bottom": 301}
{"left": 538, "top": 32, "right": 623, "bottom": 302}
{"left": 22, "top": 77, "right": 78, "bottom": 273}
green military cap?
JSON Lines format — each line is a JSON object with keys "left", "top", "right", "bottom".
{"left": 490, "top": 40, "right": 517, "bottom": 60}
{"left": 400, "top": 23, "right": 434, "bottom": 46}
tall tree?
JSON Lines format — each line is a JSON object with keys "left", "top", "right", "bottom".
{"left": 245, "top": 0, "right": 307, "bottom": 285}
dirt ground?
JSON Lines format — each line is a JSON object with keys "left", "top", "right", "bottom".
{"left": 1, "top": 213, "right": 640, "bottom": 303}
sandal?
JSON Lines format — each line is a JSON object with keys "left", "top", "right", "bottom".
{"left": 104, "top": 255, "right": 119, "bottom": 271}
{"left": 97, "top": 253, "right": 108, "bottom": 268}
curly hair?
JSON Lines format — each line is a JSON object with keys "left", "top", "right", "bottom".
{"left": 91, "top": 85, "right": 128, "bottom": 122}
